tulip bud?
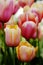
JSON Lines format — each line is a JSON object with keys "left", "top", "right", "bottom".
{"left": 4, "top": 25, "right": 21, "bottom": 47}
{"left": 16, "top": 41, "right": 38, "bottom": 62}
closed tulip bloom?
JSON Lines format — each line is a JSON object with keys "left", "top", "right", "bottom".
{"left": 4, "top": 25, "right": 21, "bottom": 47}
{"left": 0, "top": 0, "right": 13, "bottom": 22}
{"left": 16, "top": 41, "right": 38, "bottom": 62}
{"left": 31, "top": 2, "right": 43, "bottom": 22}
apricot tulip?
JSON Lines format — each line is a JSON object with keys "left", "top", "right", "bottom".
{"left": 16, "top": 41, "right": 38, "bottom": 62}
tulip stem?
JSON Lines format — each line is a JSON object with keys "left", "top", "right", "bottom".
{"left": 38, "top": 39, "right": 40, "bottom": 57}
{"left": 36, "top": 20, "right": 40, "bottom": 57}
{"left": 12, "top": 47, "right": 15, "bottom": 65}
{"left": 21, "top": 62, "right": 24, "bottom": 65}
{"left": 24, "top": 62, "right": 27, "bottom": 65}
{"left": 37, "top": 28, "right": 40, "bottom": 57}
{"left": 21, "top": 62, "right": 27, "bottom": 65}
{"left": 2, "top": 22, "right": 7, "bottom": 64}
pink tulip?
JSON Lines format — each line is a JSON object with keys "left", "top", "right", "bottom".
{"left": 0, "top": 0, "right": 13, "bottom": 22}
{"left": 4, "top": 25, "right": 21, "bottom": 47}
{"left": 13, "top": 0, "right": 20, "bottom": 14}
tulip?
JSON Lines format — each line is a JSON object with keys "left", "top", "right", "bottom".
{"left": 4, "top": 25, "right": 21, "bottom": 47}
{"left": 18, "top": 13, "right": 26, "bottom": 28}
{"left": 36, "top": 1, "right": 43, "bottom": 18}
{"left": 16, "top": 41, "right": 38, "bottom": 62}
{"left": 23, "top": 5, "right": 30, "bottom": 13}
{"left": 0, "top": 0, "right": 13, "bottom": 22}
{"left": 21, "top": 21, "right": 37, "bottom": 39}
{"left": 13, "top": 0, "right": 20, "bottom": 14}
{"left": 18, "top": 0, "right": 34, "bottom": 7}
{"left": 4, "top": 15, "right": 18, "bottom": 28}
{"left": 31, "top": 2, "right": 43, "bottom": 22}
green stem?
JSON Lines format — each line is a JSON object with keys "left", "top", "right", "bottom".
{"left": 12, "top": 47, "right": 15, "bottom": 65}
{"left": 37, "top": 28, "right": 40, "bottom": 57}
{"left": 38, "top": 39, "right": 40, "bottom": 57}
{"left": 21, "top": 62, "right": 27, "bottom": 65}
{"left": 2, "top": 23, "right": 7, "bottom": 64}
{"left": 24, "top": 62, "right": 27, "bottom": 65}
{"left": 21, "top": 62, "right": 24, "bottom": 65}
{"left": 36, "top": 21, "right": 40, "bottom": 57}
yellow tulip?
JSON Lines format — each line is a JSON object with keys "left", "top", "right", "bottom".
{"left": 16, "top": 41, "right": 38, "bottom": 62}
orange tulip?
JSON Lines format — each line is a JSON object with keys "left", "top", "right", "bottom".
{"left": 16, "top": 41, "right": 38, "bottom": 62}
{"left": 4, "top": 25, "right": 21, "bottom": 47}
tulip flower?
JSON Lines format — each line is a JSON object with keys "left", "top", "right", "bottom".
{"left": 0, "top": 0, "right": 13, "bottom": 22}
{"left": 31, "top": 2, "right": 43, "bottom": 22}
{"left": 18, "top": 0, "right": 34, "bottom": 7}
{"left": 16, "top": 41, "right": 38, "bottom": 62}
{"left": 13, "top": 0, "right": 20, "bottom": 14}
{"left": 21, "top": 21, "right": 37, "bottom": 39}
{"left": 23, "top": 5, "right": 30, "bottom": 13}
{"left": 4, "top": 15, "right": 18, "bottom": 28}
{"left": 4, "top": 25, "right": 21, "bottom": 47}
{"left": 36, "top": 1, "right": 43, "bottom": 18}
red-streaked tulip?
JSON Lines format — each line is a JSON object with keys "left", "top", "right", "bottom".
{"left": 18, "top": 0, "right": 34, "bottom": 7}
{"left": 13, "top": 0, "right": 20, "bottom": 14}
{"left": 27, "top": 11, "right": 39, "bottom": 23}
{"left": 0, "top": 0, "right": 13, "bottom": 22}
{"left": 31, "top": 2, "right": 43, "bottom": 22}
{"left": 36, "top": 1, "right": 43, "bottom": 18}
{"left": 4, "top": 25, "right": 21, "bottom": 47}
{"left": 21, "top": 21, "right": 36, "bottom": 39}
{"left": 18, "top": 13, "right": 26, "bottom": 28}
{"left": 16, "top": 41, "right": 38, "bottom": 62}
